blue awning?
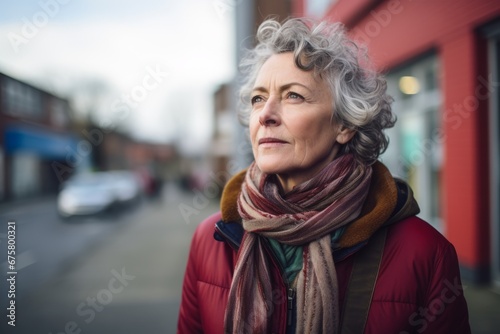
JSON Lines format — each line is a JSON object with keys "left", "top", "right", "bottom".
{"left": 4, "top": 125, "right": 78, "bottom": 160}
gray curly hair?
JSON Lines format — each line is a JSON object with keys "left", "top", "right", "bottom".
{"left": 239, "top": 18, "right": 396, "bottom": 165}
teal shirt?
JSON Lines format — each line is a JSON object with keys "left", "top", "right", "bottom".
{"left": 267, "top": 227, "right": 346, "bottom": 284}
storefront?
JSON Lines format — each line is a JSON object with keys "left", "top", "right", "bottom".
{"left": 383, "top": 54, "right": 442, "bottom": 231}
{"left": 4, "top": 125, "right": 80, "bottom": 199}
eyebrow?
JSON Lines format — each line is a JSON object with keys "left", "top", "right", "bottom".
{"left": 251, "top": 82, "right": 313, "bottom": 94}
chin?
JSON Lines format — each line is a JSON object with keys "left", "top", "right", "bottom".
{"left": 256, "top": 159, "right": 289, "bottom": 175}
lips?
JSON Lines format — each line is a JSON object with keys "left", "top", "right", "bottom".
{"left": 258, "top": 137, "right": 288, "bottom": 145}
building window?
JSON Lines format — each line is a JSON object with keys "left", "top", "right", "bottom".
{"left": 1, "top": 77, "right": 43, "bottom": 119}
{"left": 484, "top": 21, "right": 500, "bottom": 288}
{"left": 305, "top": 0, "right": 336, "bottom": 18}
{"left": 50, "top": 98, "right": 69, "bottom": 128}
{"left": 492, "top": 37, "right": 500, "bottom": 289}
{"left": 381, "top": 55, "right": 443, "bottom": 230}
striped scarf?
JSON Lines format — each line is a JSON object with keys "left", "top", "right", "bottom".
{"left": 224, "top": 154, "right": 373, "bottom": 333}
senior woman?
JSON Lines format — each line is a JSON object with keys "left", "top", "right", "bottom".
{"left": 177, "top": 18, "right": 470, "bottom": 333}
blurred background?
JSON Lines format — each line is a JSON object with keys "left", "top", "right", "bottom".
{"left": 0, "top": 0, "right": 499, "bottom": 333}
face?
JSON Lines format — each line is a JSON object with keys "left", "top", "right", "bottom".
{"left": 249, "top": 52, "right": 354, "bottom": 192}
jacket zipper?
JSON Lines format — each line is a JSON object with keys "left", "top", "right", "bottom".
{"left": 287, "top": 287, "right": 295, "bottom": 327}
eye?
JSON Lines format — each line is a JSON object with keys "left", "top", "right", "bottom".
{"left": 251, "top": 95, "right": 264, "bottom": 105}
{"left": 287, "top": 92, "right": 304, "bottom": 100}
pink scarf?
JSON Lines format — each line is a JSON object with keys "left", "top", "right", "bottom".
{"left": 224, "top": 154, "right": 373, "bottom": 333}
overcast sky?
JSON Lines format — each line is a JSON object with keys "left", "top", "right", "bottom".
{"left": 0, "top": 0, "right": 236, "bottom": 153}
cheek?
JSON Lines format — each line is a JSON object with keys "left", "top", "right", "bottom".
{"left": 249, "top": 118, "right": 257, "bottom": 139}
{"left": 292, "top": 119, "right": 336, "bottom": 148}
{"left": 287, "top": 118, "right": 316, "bottom": 143}
{"left": 249, "top": 117, "right": 259, "bottom": 150}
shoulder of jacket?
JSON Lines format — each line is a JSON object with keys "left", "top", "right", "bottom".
{"left": 195, "top": 212, "right": 222, "bottom": 234}
{"left": 190, "top": 212, "right": 222, "bottom": 250}
{"left": 385, "top": 216, "right": 456, "bottom": 261}
{"left": 389, "top": 216, "right": 448, "bottom": 242}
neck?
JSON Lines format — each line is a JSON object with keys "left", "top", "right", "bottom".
{"left": 276, "top": 146, "right": 342, "bottom": 193}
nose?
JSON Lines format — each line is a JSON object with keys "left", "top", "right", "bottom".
{"left": 258, "top": 98, "right": 281, "bottom": 126}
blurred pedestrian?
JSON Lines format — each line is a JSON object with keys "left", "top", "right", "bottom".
{"left": 178, "top": 18, "right": 470, "bottom": 333}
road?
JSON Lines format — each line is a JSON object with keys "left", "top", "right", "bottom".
{"left": 0, "top": 184, "right": 219, "bottom": 334}
{"left": 0, "top": 195, "right": 131, "bottom": 306}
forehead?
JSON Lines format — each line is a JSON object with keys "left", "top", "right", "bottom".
{"left": 254, "top": 52, "right": 321, "bottom": 87}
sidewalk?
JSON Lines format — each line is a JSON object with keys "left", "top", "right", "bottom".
{"left": 464, "top": 281, "right": 500, "bottom": 334}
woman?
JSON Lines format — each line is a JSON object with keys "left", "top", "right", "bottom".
{"left": 178, "top": 18, "right": 470, "bottom": 333}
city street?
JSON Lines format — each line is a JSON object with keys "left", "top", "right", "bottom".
{"left": 0, "top": 184, "right": 219, "bottom": 334}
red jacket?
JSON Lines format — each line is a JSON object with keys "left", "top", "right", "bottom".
{"left": 178, "top": 212, "right": 470, "bottom": 333}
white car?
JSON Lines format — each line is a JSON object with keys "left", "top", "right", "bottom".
{"left": 57, "top": 171, "right": 141, "bottom": 218}
{"left": 107, "top": 171, "right": 142, "bottom": 203}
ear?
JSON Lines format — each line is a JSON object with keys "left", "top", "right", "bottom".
{"left": 336, "top": 125, "right": 356, "bottom": 144}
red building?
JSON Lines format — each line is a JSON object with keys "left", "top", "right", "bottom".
{"left": 293, "top": 0, "right": 500, "bottom": 285}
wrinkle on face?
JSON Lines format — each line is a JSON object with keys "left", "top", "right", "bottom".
{"left": 250, "top": 52, "right": 346, "bottom": 192}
